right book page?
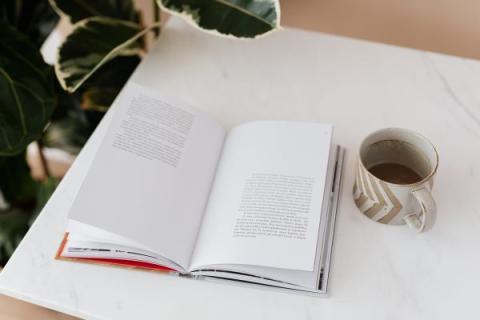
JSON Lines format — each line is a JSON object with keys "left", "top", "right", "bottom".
{"left": 190, "top": 121, "right": 333, "bottom": 272}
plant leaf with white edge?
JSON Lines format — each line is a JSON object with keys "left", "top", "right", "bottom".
{"left": 48, "top": 0, "right": 140, "bottom": 24}
{"left": 0, "top": 23, "right": 55, "bottom": 156}
{"left": 55, "top": 17, "right": 155, "bottom": 92}
{"left": 157, "top": 0, "right": 280, "bottom": 38}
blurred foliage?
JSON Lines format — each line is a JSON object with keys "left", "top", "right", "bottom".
{"left": 0, "top": 0, "right": 142, "bottom": 266}
{"left": 0, "top": 152, "right": 36, "bottom": 207}
{"left": 0, "top": 0, "right": 281, "bottom": 266}
{"left": 49, "top": 0, "right": 141, "bottom": 24}
{"left": 0, "top": 0, "right": 59, "bottom": 47}
{"left": 0, "top": 208, "right": 30, "bottom": 265}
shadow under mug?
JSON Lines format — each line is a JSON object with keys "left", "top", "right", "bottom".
{"left": 353, "top": 128, "right": 439, "bottom": 232}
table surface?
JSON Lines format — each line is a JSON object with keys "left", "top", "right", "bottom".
{"left": 1, "top": 17, "right": 480, "bottom": 320}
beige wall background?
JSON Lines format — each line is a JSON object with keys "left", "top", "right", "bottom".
{"left": 280, "top": 0, "right": 480, "bottom": 60}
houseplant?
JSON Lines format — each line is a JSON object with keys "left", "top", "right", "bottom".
{"left": 0, "top": 0, "right": 280, "bottom": 265}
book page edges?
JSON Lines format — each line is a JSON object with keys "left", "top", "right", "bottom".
{"left": 55, "top": 233, "right": 175, "bottom": 274}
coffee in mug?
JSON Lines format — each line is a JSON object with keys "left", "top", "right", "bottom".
{"left": 353, "top": 128, "right": 439, "bottom": 232}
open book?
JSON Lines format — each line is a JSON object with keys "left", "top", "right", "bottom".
{"left": 57, "top": 83, "right": 344, "bottom": 294}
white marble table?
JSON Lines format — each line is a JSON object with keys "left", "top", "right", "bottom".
{"left": 1, "top": 17, "right": 480, "bottom": 319}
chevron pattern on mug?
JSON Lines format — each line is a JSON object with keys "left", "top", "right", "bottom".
{"left": 353, "top": 161, "right": 405, "bottom": 224}
{"left": 353, "top": 128, "right": 438, "bottom": 231}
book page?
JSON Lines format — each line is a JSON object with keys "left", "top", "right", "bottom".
{"left": 190, "top": 121, "right": 332, "bottom": 271}
{"left": 68, "top": 83, "right": 225, "bottom": 270}
{"left": 190, "top": 147, "right": 340, "bottom": 289}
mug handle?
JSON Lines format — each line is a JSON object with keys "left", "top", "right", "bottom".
{"left": 403, "top": 187, "right": 437, "bottom": 232}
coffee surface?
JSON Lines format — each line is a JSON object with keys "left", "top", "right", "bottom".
{"left": 369, "top": 163, "right": 423, "bottom": 184}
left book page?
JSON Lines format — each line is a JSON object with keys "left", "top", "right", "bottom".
{"left": 67, "top": 83, "right": 225, "bottom": 270}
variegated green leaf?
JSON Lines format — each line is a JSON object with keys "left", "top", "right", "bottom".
{"left": 48, "top": 0, "right": 140, "bottom": 24}
{"left": 55, "top": 17, "right": 154, "bottom": 92}
{"left": 157, "top": 0, "right": 280, "bottom": 38}
{"left": 0, "top": 23, "right": 55, "bottom": 156}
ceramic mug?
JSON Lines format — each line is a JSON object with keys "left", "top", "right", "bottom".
{"left": 353, "top": 128, "right": 439, "bottom": 232}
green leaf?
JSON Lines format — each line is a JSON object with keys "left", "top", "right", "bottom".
{"left": 157, "top": 0, "right": 280, "bottom": 38}
{"left": 0, "top": 208, "right": 30, "bottom": 265}
{"left": 0, "top": 152, "right": 37, "bottom": 207}
{"left": 0, "top": 23, "right": 56, "bottom": 156}
{"left": 49, "top": 0, "right": 140, "bottom": 24}
{"left": 0, "top": 0, "right": 59, "bottom": 48}
{"left": 55, "top": 17, "right": 152, "bottom": 92}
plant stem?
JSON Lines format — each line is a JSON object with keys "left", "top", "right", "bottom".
{"left": 36, "top": 140, "right": 50, "bottom": 179}
{"left": 152, "top": 0, "right": 161, "bottom": 37}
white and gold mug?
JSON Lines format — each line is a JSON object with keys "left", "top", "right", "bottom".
{"left": 353, "top": 128, "right": 439, "bottom": 232}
